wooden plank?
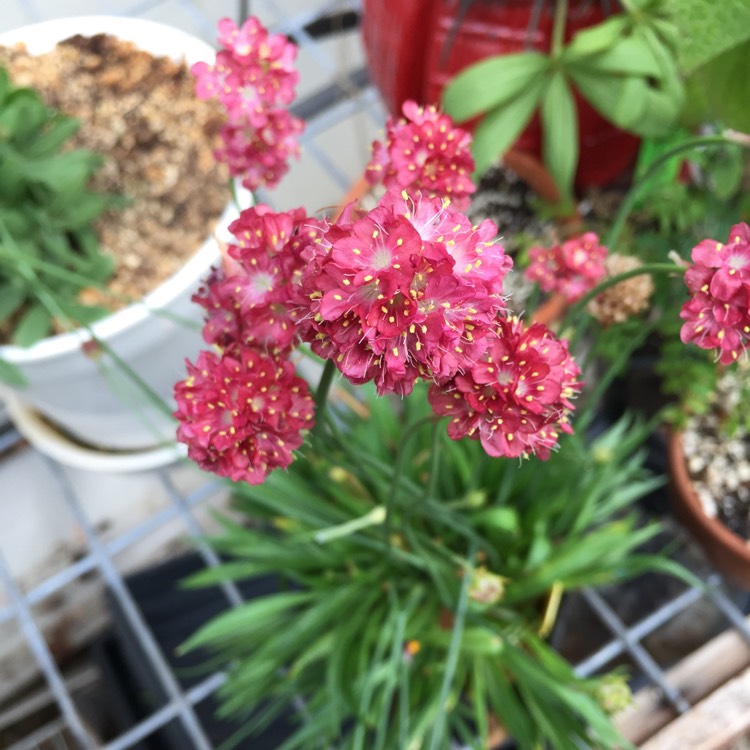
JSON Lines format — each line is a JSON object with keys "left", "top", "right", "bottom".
{"left": 638, "top": 665, "right": 750, "bottom": 750}
{"left": 615, "top": 614, "right": 750, "bottom": 746}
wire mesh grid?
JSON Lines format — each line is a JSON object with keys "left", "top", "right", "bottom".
{"left": 0, "top": 1, "right": 749, "bottom": 748}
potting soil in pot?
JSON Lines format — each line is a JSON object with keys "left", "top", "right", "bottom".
{"left": 0, "top": 32, "right": 230, "bottom": 333}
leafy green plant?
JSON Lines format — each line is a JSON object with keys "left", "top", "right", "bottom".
{"left": 180, "top": 382, "right": 686, "bottom": 750}
{"left": 0, "top": 66, "right": 115, "bottom": 376}
{"left": 442, "top": 0, "right": 685, "bottom": 203}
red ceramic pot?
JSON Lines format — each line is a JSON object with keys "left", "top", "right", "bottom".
{"left": 361, "top": 0, "right": 641, "bottom": 190}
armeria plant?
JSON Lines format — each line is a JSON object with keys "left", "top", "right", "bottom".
{"left": 170, "top": 13, "right": 745, "bottom": 750}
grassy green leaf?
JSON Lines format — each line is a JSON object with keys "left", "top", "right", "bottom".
{"left": 540, "top": 72, "right": 578, "bottom": 201}
{"left": 179, "top": 590, "right": 313, "bottom": 654}
{"left": 441, "top": 52, "right": 548, "bottom": 123}
{"left": 0, "top": 357, "right": 27, "bottom": 386}
{"left": 0, "top": 282, "right": 26, "bottom": 320}
{"left": 12, "top": 303, "right": 51, "bottom": 347}
{"left": 471, "top": 78, "right": 546, "bottom": 178}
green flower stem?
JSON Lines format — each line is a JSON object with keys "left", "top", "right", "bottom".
{"left": 314, "top": 505, "right": 387, "bottom": 544}
{"left": 551, "top": 0, "right": 569, "bottom": 59}
{"left": 605, "top": 133, "right": 743, "bottom": 251}
{"left": 562, "top": 261, "right": 685, "bottom": 339}
{"left": 312, "top": 358, "right": 337, "bottom": 434}
{"left": 538, "top": 581, "right": 564, "bottom": 638}
{"left": 89, "top": 335, "right": 174, "bottom": 419}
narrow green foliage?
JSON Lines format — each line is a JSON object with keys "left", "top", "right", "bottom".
{"left": 182, "top": 382, "right": 677, "bottom": 749}
{"left": 0, "top": 65, "right": 116, "bottom": 360}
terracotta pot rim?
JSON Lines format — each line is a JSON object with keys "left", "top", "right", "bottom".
{"left": 667, "top": 430, "right": 750, "bottom": 572}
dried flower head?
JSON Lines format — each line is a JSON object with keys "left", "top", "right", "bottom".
{"left": 468, "top": 566, "right": 507, "bottom": 605}
{"left": 586, "top": 253, "right": 654, "bottom": 325}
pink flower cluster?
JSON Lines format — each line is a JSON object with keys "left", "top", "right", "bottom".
{"left": 176, "top": 189, "right": 584, "bottom": 478}
{"left": 365, "top": 101, "right": 477, "bottom": 210}
{"left": 175, "top": 205, "right": 322, "bottom": 484}
{"left": 299, "top": 190, "right": 513, "bottom": 396}
{"left": 680, "top": 223, "right": 750, "bottom": 364}
{"left": 192, "top": 17, "right": 303, "bottom": 191}
{"left": 174, "top": 14, "right": 586, "bottom": 483}
{"left": 429, "top": 317, "right": 582, "bottom": 460}
{"left": 525, "top": 232, "right": 608, "bottom": 303}
{"left": 174, "top": 348, "right": 314, "bottom": 484}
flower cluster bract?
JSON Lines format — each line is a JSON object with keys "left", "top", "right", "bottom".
{"left": 680, "top": 222, "right": 750, "bottom": 364}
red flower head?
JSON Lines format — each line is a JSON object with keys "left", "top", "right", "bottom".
{"left": 365, "top": 101, "right": 477, "bottom": 210}
{"left": 216, "top": 109, "right": 303, "bottom": 192}
{"left": 525, "top": 232, "right": 608, "bottom": 303}
{"left": 428, "top": 317, "right": 582, "bottom": 460}
{"left": 193, "top": 17, "right": 299, "bottom": 125}
{"left": 193, "top": 205, "right": 328, "bottom": 354}
{"left": 192, "top": 16, "right": 304, "bottom": 192}
{"left": 174, "top": 347, "right": 315, "bottom": 484}
{"left": 680, "top": 223, "right": 750, "bottom": 364}
{"left": 299, "top": 189, "right": 512, "bottom": 395}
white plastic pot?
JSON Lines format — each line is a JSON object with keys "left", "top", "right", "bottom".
{"left": 0, "top": 17, "right": 237, "bottom": 459}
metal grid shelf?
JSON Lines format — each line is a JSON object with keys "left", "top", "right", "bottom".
{"left": 1, "top": 1, "right": 750, "bottom": 749}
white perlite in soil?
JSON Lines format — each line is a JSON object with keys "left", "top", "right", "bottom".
{"left": 682, "top": 370, "right": 750, "bottom": 541}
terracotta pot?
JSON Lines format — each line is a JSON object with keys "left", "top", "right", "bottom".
{"left": 361, "top": 0, "right": 641, "bottom": 190}
{"left": 667, "top": 431, "right": 750, "bottom": 589}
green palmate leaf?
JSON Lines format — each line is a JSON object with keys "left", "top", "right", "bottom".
{"left": 563, "top": 15, "right": 629, "bottom": 58}
{"left": 683, "top": 40, "right": 750, "bottom": 133}
{"left": 471, "top": 78, "right": 546, "bottom": 178}
{"left": 540, "top": 72, "right": 578, "bottom": 201}
{"left": 0, "top": 357, "right": 26, "bottom": 387}
{"left": 569, "top": 34, "right": 662, "bottom": 77}
{"left": 441, "top": 52, "right": 549, "bottom": 123}
{"left": 669, "top": 0, "right": 750, "bottom": 74}
{"left": 20, "top": 149, "right": 103, "bottom": 194}
{"left": 12, "top": 303, "right": 51, "bottom": 347}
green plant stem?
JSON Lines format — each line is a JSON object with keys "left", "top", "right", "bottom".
{"left": 551, "top": 0, "right": 569, "bottom": 59}
{"left": 90, "top": 335, "right": 174, "bottom": 419}
{"left": 605, "top": 133, "right": 743, "bottom": 250}
{"left": 561, "top": 262, "right": 685, "bottom": 340}
{"left": 312, "top": 359, "right": 337, "bottom": 434}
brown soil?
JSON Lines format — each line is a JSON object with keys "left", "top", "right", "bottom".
{"left": 0, "top": 32, "right": 230, "bottom": 315}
